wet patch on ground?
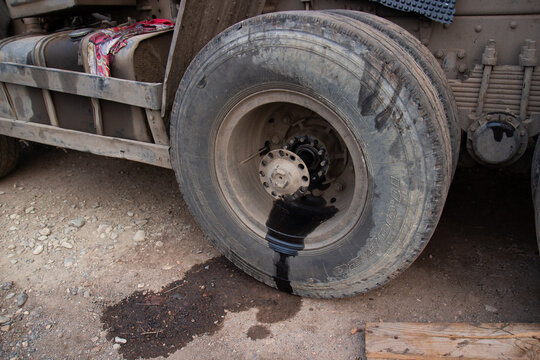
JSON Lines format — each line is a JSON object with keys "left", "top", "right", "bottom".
{"left": 246, "top": 325, "right": 271, "bottom": 340}
{"left": 101, "top": 256, "right": 302, "bottom": 359}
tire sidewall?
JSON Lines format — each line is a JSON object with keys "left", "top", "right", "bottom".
{"left": 171, "top": 13, "right": 445, "bottom": 295}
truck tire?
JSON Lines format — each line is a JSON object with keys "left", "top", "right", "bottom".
{"left": 0, "top": 135, "right": 20, "bottom": 178}
{"left": 533, "top": 137, "right": 540, "bottom": 252}
{"left": 170, "top": 11, "right": 452, "bottom": 297}
{"left": 325, "top": 10, "right": 461, "bottom": 175}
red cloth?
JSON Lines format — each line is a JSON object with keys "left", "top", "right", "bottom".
{"left": 87, "top": 19, "right": 174, "bottom": 77}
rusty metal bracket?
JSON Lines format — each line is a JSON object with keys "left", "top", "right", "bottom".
{"left": 519, "top": 39, "right": 538, "bottom": 122}
{"left": 0, "top": 117, "right": 171, "bottom": 168}
{"left": 0, "top": 62, "right": 163, "bottom": 110}
{"left": 475, "top": 39, "right": 497, "bottom": 117}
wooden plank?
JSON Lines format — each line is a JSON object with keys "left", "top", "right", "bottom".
{"left": 0, "top": 117, "right": 171, "bottom": 169}
{"left": 366, "top": 322, "right": 540, "bottom": 360}
{"left": 0, "top": 62, "right": 163, "bottom": 110}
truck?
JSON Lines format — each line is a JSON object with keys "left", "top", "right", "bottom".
{"left": 0, "top": 0, "right": 538, "bottom": 298}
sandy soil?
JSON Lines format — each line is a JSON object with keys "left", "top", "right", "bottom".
{"left": 0, "top": 145, "right": 539, "bottom": 360}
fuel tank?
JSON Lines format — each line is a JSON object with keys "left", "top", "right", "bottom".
{"left": 0, "top": 27, "right": 172, "bottom": 141}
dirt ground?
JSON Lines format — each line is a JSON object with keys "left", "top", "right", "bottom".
{"left": 0, "top": 145, "right": 539, "bottom": 360}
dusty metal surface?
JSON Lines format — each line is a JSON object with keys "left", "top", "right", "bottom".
{"left": 161, "top": 0, "right": 266, "bottom": 117}
{"left": 6, "top": 0, "right": 136, "bottom": 19}
{"left": 0, "top": 117, "right": 171, "bottom": 168}
{"left": 0, "top": 62, "right": 163, "bottom": 110}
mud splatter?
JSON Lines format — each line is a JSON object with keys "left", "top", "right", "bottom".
{"left": 101, "top": 256, "right": 301, "bottom": 359}
{"left": 246, "top": 325, "right": 271, "bottom": 340}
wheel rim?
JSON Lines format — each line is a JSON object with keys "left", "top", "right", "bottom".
{"left": 215, "top": 89, "right": 369, "bottom": 252}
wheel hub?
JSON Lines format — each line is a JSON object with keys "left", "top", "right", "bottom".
{"left": 259, "top": 149, "right": 310, "bottom": 199}
{"left": 284, "top": 135, "right": 329, "bottom": 183}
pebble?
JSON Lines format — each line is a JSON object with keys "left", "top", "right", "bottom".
{"left": 25, "top": 207, "right": 35, "bottom": 214}
{"left": 39, "top": 228, "right": 51, "bottom": 236}
{"left": 135, "top": 220, "right": 148, "bottom": 227}
{"left": 91, "top": 336, "right": 99, "bottom": 343}
{"left": 61, "top": 242, "right": 73, "bottom": 249}
{"left": 133, "top": 230, "right": 146, "bottom": 242}
{"left": 32, "top": 245, "right": 44, "bottom": 255}
{"left": 5, "top": 292, "right": 15, "bottom": 300}
{"left": 1, "top": 324, "right": 10, "bottom": 332}
{"left": 83, "top": 290, "right": 91, "bottom": 298}
{"left": 9, "top": 226, "right": 17, "bottom": 231}
{"left": 137, "top": 283, "right": 144, "bottom": 288}
{"left": 37, "top": 236, "right": 48, "bottom": 241}
{"left": 113, "top": 343, "right": 121, "bottom": 350}
{"left": 127, "top": 212, "right": 134, "bottom": 217}
{"left": 64, "top": 258, "right": 74, "bottom": 268}
{"left": 7, "top": 244, "right": 15, "bottom": 250}
{"left": 155, "top": 241, "right": 163, "bottom": 248}
{"left": 22, "top": 341, "right": 28, "bottom": 348}
{"left": 10, "top": 259, "right": 17, "bottom": 265}
{"left": 17, "top": 291, "right": 28, "bottom": 307}
{"left": 45, "top": 324, "right": 52, "bottom": 330}
{"left": 1, "top": 281, "right": 13, "bottom": 290}
{"left": 485, "top": 304, "right": 497, "bottom": 313}
{"left": 0, "top": 191, "right": 4, "bottom": 195}
{"left": 0, "top": 315, "right": 11, "bottom": 324}
{"left": 69, "top": 218, "right": 86, "bottom": 228}
{"left": 114, "top": 336, "right": 127, "bottom": 344}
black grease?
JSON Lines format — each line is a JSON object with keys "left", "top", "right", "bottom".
{"left": 265, "top": 195, "right": 338, "bottom": 293}
{"left": 488, "top": 123, "right": 514, "bottom": 142}
{"left": 374, "top": 82, "right": 403, "bottom": 131}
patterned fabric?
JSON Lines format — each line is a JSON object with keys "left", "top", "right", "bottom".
{"left": 87, "top": 19, "right": 174, "bottom": 77}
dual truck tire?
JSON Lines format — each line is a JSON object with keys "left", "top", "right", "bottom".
{"left": 170, "top": 11, "right": 458, "bottom": 298}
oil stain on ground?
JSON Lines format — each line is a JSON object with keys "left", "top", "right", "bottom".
{"left": 101, "top": 256, "right": 302, "bottom": 359}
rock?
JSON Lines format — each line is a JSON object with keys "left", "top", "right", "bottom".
{"left": 45, "top": 324, "right": 52, "bottom": 330}
{"left": 133, "top": 230, "right": 146, "bottom": 242}
{"left": 39, "top": 228, "right": 51, "bottom": 236}
{"left": 22, "top": 341, "right": 28, "bottom": 348}
{"left": 61, "top": 242, "right": 73, "bottom": 249}
{"left": 17, "top": 291, "right": 28, "bottom": 307}
{"left": 97, "top": 224, "right": 110, "bottom": 234}
{"left": 69, "top": 219, "right": 85, "bottom": 228}
{"left": 38, "top": 236, "right": 48, "bottom": 241}
{"left": 32, "top": 245, "right": 44, "bottom": 255}
{"left": 135, "top": 220, "right": 148, "bottom": 227}
{"left": 0, "top": 315, "right": 11, "bottom": 324}
{"left": 9, "top": 226, "right": 17, "bottom": 231}
{"left": 127, "top": 212, "right": 134, "bottom": 217}
{"left": 1, "top": 324, "right": 10, "bottom": 332}
{"left": 110, "top": 233, "right": 118, "bottom": 240}
{"left": 91, "top": 336, "right": 99, "bottom": 343}
{"left": 7, "top": 244, "right": 15, "bottom": 250}
{"left": 1, "top": 281, "right": 13, "bottom": 290}
{"left": 114, "top": 336, "right": 127, "bottom": 344}
{"left": 5, "top": 292, "right": 15, "bottom": 300}
{"left": 485, "top": 304, "right": 497, "bottom": 313}
{"left": 83, "top": 290, "right": 91, "bottom": 298}
{"left": 10, "top": 259, "right": 17, "bottom": 265}
{"left": 113, "top": 343, "right": 121, "bottom": 350}
{"left": 137, "top": 283, "right": 144, "bottom": 288}
{"left": 25, "top": 207, "right": 35, "bottom": 214}
{"left": 64, "top": 258, "right": 74, "bottom": 268}
{"left": 155, "top": 241, "right": 164, "bottom": 248}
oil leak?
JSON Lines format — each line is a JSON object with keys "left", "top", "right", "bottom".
{"left": 265, "top": 195, "right": 338, "bottom": 293}
{"left": 101, "top": 256, "right": 301, "bottom": 359}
